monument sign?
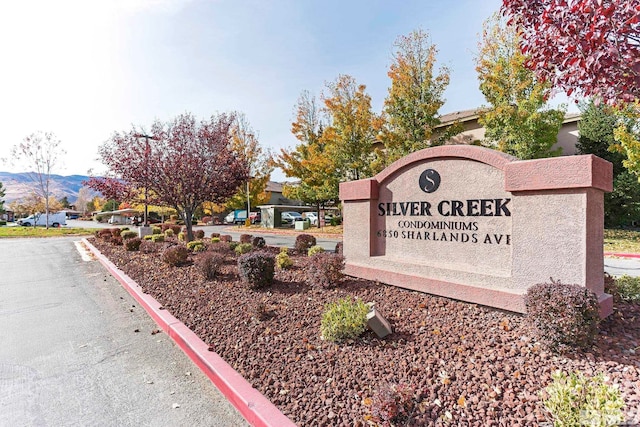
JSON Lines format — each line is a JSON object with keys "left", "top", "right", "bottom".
{"left": 339, "top": 145, "right": 613, "bottom": 316}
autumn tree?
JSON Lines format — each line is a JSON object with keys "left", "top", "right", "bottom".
{"left": 10, "top": 131, "right": 66, "bottom": 228}
{"left": 9, "top": 192, "right": 62, "bottom": 217}
{"left": 321, "top": 74, "right": 377, "bottom": 181}
{"left": 0, "top": 181, "right": 5, "bottom": 214}
{"left": 379, "top": 29, "right": 452, "bottom": 164}
{"left": 224, "top": 113, "right": 273, "bottom": 212}
{"left": 89, "top": 112, "right": 248, "bottom": 241}
{"left": 501, "top": 0, "right": 640, "bottom": 105}
{"left": 476, "top": 13, "right": 565, "bottom": 159}
{"left": 75, "top": 186, "right": 93, "bottom": 215}
{"left": 277, "top": 91, "right": 338, "bottom": 226}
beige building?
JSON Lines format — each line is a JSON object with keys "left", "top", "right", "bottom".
{"left": 412, "top": 109, "right": 580, "bottom": 156}
{"left": 433, "top": 108, "right": 581, "bottom": 155}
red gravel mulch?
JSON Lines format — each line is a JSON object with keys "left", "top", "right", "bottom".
{"left": 91, "top": 237, "right": 640, "bottom": 426}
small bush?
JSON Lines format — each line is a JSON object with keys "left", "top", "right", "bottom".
{"left": 229, "top": 241, "right": 239, "bottom": 251}
{"left": 177, "top": 232, "right": 185, "bottom": 242}
{"left": 111, "top": 236, "right": 123, "bottom": 246}
{"left": 152, "top": 226, "right": 162, "bottom": 235}
{"left": 143, "top": 235, "right": 154, "bottom": 240}
{"left": 197, "top": 252, "right": 224, "bottom": 280}
{"left": 0, "top": 220, "right": 6, "bottom": 226}
{"left": 524, "top": 280, "right": 600, "bottom": 351}
{"left": 320, "top": 297, "right": 369, "bottom": 342}
{"left": 252, "top": 236, "right": 266, "bottom": 248}
{"left": 615, "top": 275, "right": 640, "bottom": 302}
{"left": 162, "top": 245, "right": 190, "bottom": 266}
{"left": 139, "top": 240, "right": 160, "bottom": 253}
{"left": 195, "top": 229, "right": 205, "bottom": 239}
{"left": 295, "top": 234, "right": 316, "bottom": 254}
{"left": 370, "top": 383, "right": 417, "bottom": 427}
{"left": 308, "top": 245, "right": 325, "bottom": 256}
{"left": 209, "top": 242, "right": 231, "bottom": 254}
{"left": 542, "top": 370, "right": 624, "bottom": 426}
{"left": 110, "top": 228, "right": 122, "bottom": 238}
{"left": 330, "top": 216, "right": 342, "bottom": 226}
{"left": 237, "top": 251, "right": 275, "bottom": 289}
{"left": 240, "top": 234, "right": 253, "bottom": 244}
{"left": 211, "top": 237, "right": 220, "bottom": 243}
{"left": 306, "top": 253, "right": 345, "bottom": 289}
{"left": 276, "top": 248, "right": 293, "bottom": 270}
{"left": 121, "top": 230, "right": 137, "bottom": 240}
{"left": 210, "top": 232, "right": 220, "bottom": 239}
{"left": 335, "top": 241, "right": 343, "bottom": 255}
{"left": 151, "top": 234, "right": 164, "bottom": 243}
{"left": 125, "top": 237, "right": 142, "bottom": 251}
{"left": 220, "top": 234, "right": 232, "bottom": 243}
{"left": 201, "top": 216, "right": 212, "bottom": 225}
{"left": 99, "top": 229, "right": 112, "bottom": 239}
{"left": 187, "top": 240, "right": 206, "bottom": 252}
{"left": 235, "top": 243, "right": 253, "bottom": 255}
{"left": 170, "top": 224, "right": 181, "bottom": 234}
{"left": 164, "top": 229, "right": 175, "bottom": 238}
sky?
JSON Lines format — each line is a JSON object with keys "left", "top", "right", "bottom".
{"left": 0, "top": 0, "right": 576, "bottom": 181}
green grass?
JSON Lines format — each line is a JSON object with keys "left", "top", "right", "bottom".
{"left": 604, "top": 229, "right": 640, "bottom": 254}
{"left": 0, "top": 226, "right": 96, "bottom": 238}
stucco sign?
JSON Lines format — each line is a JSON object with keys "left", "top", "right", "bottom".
{"left": 339, "top": 145, "right": 613, "bottom": 316}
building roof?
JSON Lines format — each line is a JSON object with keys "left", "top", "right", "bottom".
{"left": 436, "top": 108, "right": 581, "bottom": 127}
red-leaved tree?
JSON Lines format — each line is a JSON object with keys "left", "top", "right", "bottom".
{"left": 89, "top": 112, "right": 249, "bottom": 241}
{"left": 502, "top": 0, "right": 640, "bottom": 104}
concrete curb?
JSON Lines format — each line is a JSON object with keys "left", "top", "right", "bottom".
{"left": 82, "top": 238, "right": 297, "bottom": 427}
{"left": 604, "top": 252, "right": 640, "bottom": 259}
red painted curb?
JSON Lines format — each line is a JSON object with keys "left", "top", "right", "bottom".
{"left": 82, "top": 239, "right": 297, "bottom": 427}
{"left": 604, "top": 252, "right": 640, "bottom": 259}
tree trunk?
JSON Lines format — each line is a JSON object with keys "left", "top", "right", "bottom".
{"left": 183, "top": 209, "right": 194, "bottom": 242}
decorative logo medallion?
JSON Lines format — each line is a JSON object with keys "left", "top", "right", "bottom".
{"left": 419, "top": 169, "right": 441, "bottom": 193}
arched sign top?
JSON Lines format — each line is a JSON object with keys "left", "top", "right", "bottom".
{"left": 374, "top": 145, "right": 516, "bottom": 185}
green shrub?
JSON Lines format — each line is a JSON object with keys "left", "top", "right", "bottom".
{"left": 197, "top": 252, "right": 224, "bottom": 280}
{"left": 211, "top": 237, "right": 220, "bottom": 243}
{"left": 151, "top": 234, "right": 164, "bottom": 243}
{"left": 152, "top": 226, "right": 162, "bottom": 235}
{"left": 237, "top": 251, "right": 275, "bottom": 289}
{"left": 235, "top": 243, "right": 253, "bottom": 255}
{"left": 0, "top": 220, "right": 6, "bottom": 226}
{"left": 229, "top": 241, "right": 238, "bottom": 251}
{"left": 330, "top": 216, "right": 342, "bottom": 226}
{"left": 276, "top": 248, "right": 293, "bottom": 270}
{"left": 162, "top": 245, "right": 190, "bottom": 266}
{"left": 240, "top": 234, "right": 253, "bottom": 244}
{"left": 121, "top": 230, "right": 137, "bottom": 240}
{"left": 615, "top": 275, "right": 640, "bottom": 302}
{"left": 321, "top": 297, "right": 369, "bottom": 342}
{"left": 306, "top": 253, "right": 345, "bottom": 289}
{"left": 177, "top": 232, "right": 185, "bottom": 242}
{"left": 187, "top": 240, "right": 206, "bottom": 252}
{"left": 143, "top": 235, "right": 154, "bottom": 240}
{"left": 524, "top": 280, "right": 600, "bottom": 351}
{"left": 308, "top": 245, "right": 325, "bottom": 256}
{"left": 295, "top": 234, "right": 316, "bottom": 254}
{"left": 195, "top": 229, "right": 205, "bottom": 239}
{"left": 252, "top": 236, "right": 266, "bottom": 248}
{"left": 164, "top": 229, "right": 175, "bottom": 238}
{"left": 335, "top": 241, "right": 343, "bottom": 255}
{"left": 542, "top": 370, "right": 624, "bottom": 427}
{"left": 125, "top": 237, "right": 142, "bottom": 251}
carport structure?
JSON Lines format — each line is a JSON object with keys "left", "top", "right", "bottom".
{"left": 257, "top": 205, "right": 314, "bottom": 228}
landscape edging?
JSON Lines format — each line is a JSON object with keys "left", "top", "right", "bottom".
{"left": 82, "top": 238, "right": 297, "bottom": 427}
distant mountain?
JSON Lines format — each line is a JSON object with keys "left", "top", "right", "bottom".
{"left": 0, "top": 172, "right": 97, "bottom": 204}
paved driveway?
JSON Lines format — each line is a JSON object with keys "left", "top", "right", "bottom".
{"left": 0, "top": 237, "right": 247, "bottom": 427}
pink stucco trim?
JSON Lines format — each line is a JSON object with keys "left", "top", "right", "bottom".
{"left": 82, "top": 238, "right": 296, "bottom": 427}
{"left": 344, "top": 263, "right": 527, "bottom": 313}
{"left": 604, "top": 252, "right": 640, "bottom": 259}
{"left": 373, "top": 145, "right": 516, "bottom": 185}
{"left": 504, "top": 155, "right": 613, "bottom": 192}
{"left": 339, "top": 178, "right": 378, "bottom": 201}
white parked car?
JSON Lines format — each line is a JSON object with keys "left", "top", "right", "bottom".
{"left": 281, "top": 211, "right": 303, "bottom": 226}
{"left": 304, "top": 212, "right": 318, "bottom": 225}
{"left": 18, "top": 212, "right": 67, "bottom": 227}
